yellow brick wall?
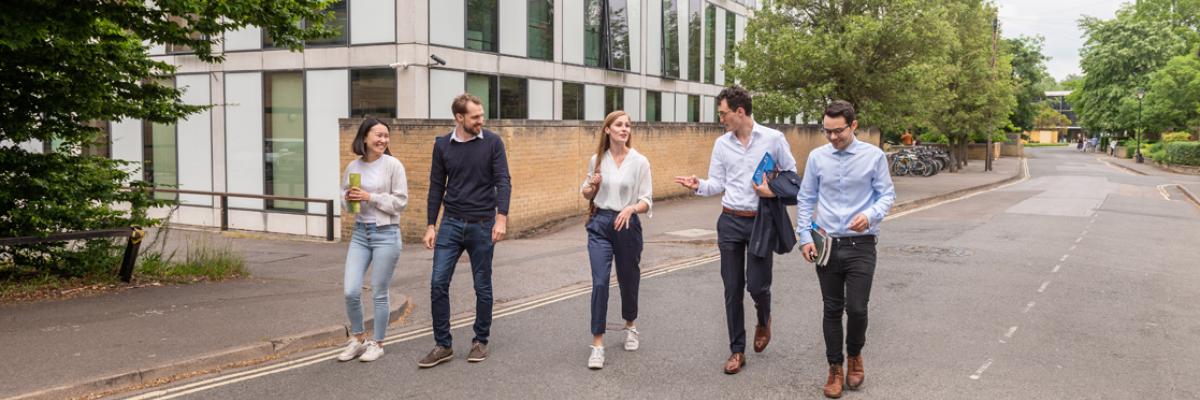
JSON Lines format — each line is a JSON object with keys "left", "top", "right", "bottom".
{"left": 339, "top": 119, "right": 880, "bottom": 242}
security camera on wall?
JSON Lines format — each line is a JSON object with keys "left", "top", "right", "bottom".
{"left": 389, "top": 54, "right": 448, "bottom": 69}
{"left": 430, "top": 54, "right": 447, "bottom": 66}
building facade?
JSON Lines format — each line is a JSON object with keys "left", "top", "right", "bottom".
{"left": 102, "top": 0, "right": 757, "bottom": 238}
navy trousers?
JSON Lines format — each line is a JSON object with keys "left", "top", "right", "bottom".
{"left": 586, "top": 209, "right": 643, "bottom": 336}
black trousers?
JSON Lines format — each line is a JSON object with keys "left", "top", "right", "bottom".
{"left": 816, "top": 240, "right": 877, "bottom": 364}
{"left": 717, "top": 213, "right": 773, "bottom": 354}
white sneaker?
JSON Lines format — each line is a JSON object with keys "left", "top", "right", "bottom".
{"left": 359, "top": 341, "right": 384, "bottom": 362}
{"left": 337, "top": 338, "right": 366, "bottom": 362}
{"left": 624, "top": 328, "right": 640, "bottom": 351}
{"left": 587, "top": 346, "right": 605, "bottom": 369}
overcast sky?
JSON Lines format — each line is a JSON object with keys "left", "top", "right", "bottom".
{"left": 995, "top": 0, "right": 1126, "bottom": 82}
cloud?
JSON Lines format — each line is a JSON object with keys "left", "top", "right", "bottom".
{"left": 995, "top": 0, "right": 1124, "bottom": 81}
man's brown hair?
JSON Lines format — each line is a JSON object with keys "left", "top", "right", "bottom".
{"left": 451, "top": 93, "right": 483, "bottom": 116}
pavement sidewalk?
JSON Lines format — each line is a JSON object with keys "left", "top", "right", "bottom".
{"left": 0, "top": 156, "right": 1023, "bottom": 400}
{"left": 1094, "top": 151, "right": 1200, "bottom": 203}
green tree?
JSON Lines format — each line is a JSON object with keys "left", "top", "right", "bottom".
{"left": 1004, "top": 36, "right": 1051, "bottom": 131}
{"left": 753, "top": 91, "right": 804, "bottom": 124}
{"left": 926, "top": 0, "right": 1016, "bottom": 170}
{"left": 1067, "top": 4, "right": 1196, "bottom": 134}
{"left": 731, "top": 0, "right": 954, "bottom": 131}
{"left": 1144, "top": 53, "right": 1200, "bottom": 134}
{"left": 1, "top": 1, "right": 336, "bottom": 275}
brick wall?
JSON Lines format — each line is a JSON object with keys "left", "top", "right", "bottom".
{"left": 339, "top": 119, "right": 880, "bottom": 242}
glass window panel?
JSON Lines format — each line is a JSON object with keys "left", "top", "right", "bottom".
{"left": 605, "top": 86, "right": 624, "bottom": 116}
{"left": 688, "top": 0, "right": 701, "bottom": 82}
{"left": 306, "top": 0, "right": 348, "bottom": 46}
{"left": 662, "top": 0, "right": 680, "bottom": 78}
{"left": 528, "top": 0, "right": 554, "bottom": 60}
{"left": 466, "top": 73, "right": 498, "bottom": 119}
{"left": 646, "top": 91, "right": 662, "bottom": 122}
{"left": 704, "top": 5, "right": 716, "bottom": 84}
{"left": 688, "top": 94, "right": 700, "bottom": 122}
{"left": 143, "top": 78, "right": 177, "bottom": 201}
{"left": 467, "top": 0, "right": 499, "bottom": 52}
{"left": 584, "top": 0, "right": 603, "bottom": 67}
{"left": 350, "top": 69, "right": 397, "bottom": 118}
{"left": 499, "top": 77, "right": 528, "bottom": 119}
{"left": 606, "top": 0, "right": 631, "bottom": 71}
{"left": 725, "top": 10, "right": 736, "bottom": 85}
{"left": 562, "top": 82, "right": 585, "bottom": 120}
{"left": 264, "top": 71, "right": 306, "bottom": 211}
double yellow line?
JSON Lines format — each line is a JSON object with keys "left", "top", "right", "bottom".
{"left": 126, "top": 253, "right": 721, "bottom": 399}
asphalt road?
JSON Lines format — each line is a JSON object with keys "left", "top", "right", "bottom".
{"left": 127, "top": 147, "right": 1200, "bottom": 400}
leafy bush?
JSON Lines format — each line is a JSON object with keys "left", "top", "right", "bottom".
{"left": 1148, "top": 142, "right": 1167, "bottom": 162}
{"left": 1123, "top": 139, "right": 1139, "bottom": 158}
{"left": 1164, "top": 141, "right": 1200, "bottom": 165}
{"left": 1162, "top": 132, "right": 1193, "bottom": 142}
{"left": 919, "top": 132, "right": 949, "bottom": 144}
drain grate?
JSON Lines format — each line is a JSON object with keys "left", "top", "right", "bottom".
{"left": 891, "top": 245, "right": 973, "bottom": 257}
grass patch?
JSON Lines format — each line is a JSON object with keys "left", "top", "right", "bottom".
{"left": 136, "top": 238, "right": 247, "bottom": 282}
{"left": 1, "top": 235, "right": 246, "bottom": 304}
{"left": 1024, "top": 142, "right": 1069, "bottom": 147}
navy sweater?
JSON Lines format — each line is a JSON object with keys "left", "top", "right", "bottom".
{"left": 427, "top": 129, "right": 512, "bottom": 225}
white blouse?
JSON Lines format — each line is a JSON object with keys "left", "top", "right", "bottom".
{"left": 581, "top": 148, "right": 653, "bottom": 216}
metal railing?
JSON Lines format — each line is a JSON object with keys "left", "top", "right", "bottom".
{"left": 0, "top": 227, "right": 146, "bottom": 282}
{"left": 147, "top": 188, "right": 337, "bottom": 241}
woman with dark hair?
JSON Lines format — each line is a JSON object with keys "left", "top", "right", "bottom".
{"left": 337, "top": 118, "right": 409, "bottom": 362}
{"left": 579, "top": 110, "right": 652, "bottom": 369}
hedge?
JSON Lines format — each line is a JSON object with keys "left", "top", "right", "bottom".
{"left": 1164, "top": 141, "right": 1200, "bottom": 166}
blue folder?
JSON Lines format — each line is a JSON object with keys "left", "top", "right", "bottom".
{"left": 752, "top": 152, "right": 776, "bottom": 186}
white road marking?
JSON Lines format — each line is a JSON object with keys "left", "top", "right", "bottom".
{"left": 1075, "top": 237, "right": 1082, "bottom": 244}
{"left": 1068, "top": 245, "right": 1077, "bottom": 251}
{"left": 1060, "top": 254, "right": 1069, "bottom": 262}
{"left": 1052, "top": 265, "right": 1061, "bottom": 273}
{"left": 970, "top": 359, "right": 994, "bottom": 380}
{"left": 1157, "top": 184, "right": 1171, "bottom": 201}
{"left": 1081, "top": 230, "right": 1089, "bottom": 236}
{"left": 1038, "top": 281, "right": 1051, "bottom": 293}
{"left": 1004, "top": 326, "right": 1018, "bottom": 338}
{"left": 1023, "top": 301, "right": 1036, "bottom": 313}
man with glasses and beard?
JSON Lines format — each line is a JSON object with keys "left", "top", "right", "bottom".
{"left": 796, "top": 100, "right": 895, "bottom": 398}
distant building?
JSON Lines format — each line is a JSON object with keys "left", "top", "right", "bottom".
{"left": 1044, "top": 90, "right": 1083, "bottom": 141}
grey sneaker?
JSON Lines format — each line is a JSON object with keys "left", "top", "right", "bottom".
{"left": 418, "top": 346, "right": 453, "bottom": 368}
{"left": 358, "top": 341, "right": 384, "bottom": 362}
{"left": 467, "top": 341, "right": 488, "bottom": 362}
{"left": 624, "top": 328, "right": 640, "bottom": 351}
{"left": 588, "top": 345, "right": 605, "bottom": 369}
{"left": 336, "top": 338, "right": 366, "bottom": 362}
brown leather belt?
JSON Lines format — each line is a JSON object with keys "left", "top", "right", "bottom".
{"left": 722, "top": 207, "right": 757, "bottom": 218}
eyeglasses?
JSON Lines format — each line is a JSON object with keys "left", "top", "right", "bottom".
{"left": 821, "top": 125, "right": 851, "bottom": 136}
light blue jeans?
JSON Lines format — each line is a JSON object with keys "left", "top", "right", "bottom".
{"left": 344, "top": 222, "right": 401, "bottom": 342}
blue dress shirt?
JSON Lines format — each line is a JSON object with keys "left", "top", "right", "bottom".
{"left": 795, "top": 137, "right": 896, "bottom": 244}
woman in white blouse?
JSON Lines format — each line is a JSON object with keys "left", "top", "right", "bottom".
{"left": 580, "top": 110, "right": 652, "bottom": 369}
{"left": 336, "top": 118, "right": 409, "bottom": 363}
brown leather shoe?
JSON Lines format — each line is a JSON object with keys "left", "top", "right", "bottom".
{"left": 847, "top": 355, "right": 865, "bottom": 389}
{"left": 824, "top": 364, "right": 845, "bottom": 398}
{"left": 723, "top": 352, "right": 746, "bottom": 374}
{"left": 753, "top": 319, "right": 771, "bottom": 353}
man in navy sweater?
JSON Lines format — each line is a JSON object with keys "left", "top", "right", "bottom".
{"left": 418, "top": 93, "right": 512, "bottom": 368}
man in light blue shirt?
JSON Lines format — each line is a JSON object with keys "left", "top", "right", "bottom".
{"left": 795, "top": 100, "right": 895, "bottom": 398}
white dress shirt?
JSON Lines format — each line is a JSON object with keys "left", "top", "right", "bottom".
{"left": 581, "top": 148, "right": 653, "bottom": 216}
{"left": 696, "top": 123, "right": 798, "bottom": 211}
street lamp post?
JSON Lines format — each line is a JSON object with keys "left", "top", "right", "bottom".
{"left": 1136, "top": 88, "right": 1145, "bottom": 164}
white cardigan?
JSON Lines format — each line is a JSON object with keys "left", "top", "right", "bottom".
{"left": 342, "top": 154, "right": 409, "bottom": 226}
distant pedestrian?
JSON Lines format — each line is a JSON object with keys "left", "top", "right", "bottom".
{"left": 900, "top": 130, "right": 914, "bottom": 146}
{"left": 674, "top": 86, "right": 798, "bottom": 375}
{"left": 796, "top": 101, "right": 896, "bottom": 398}
{"left": 418, "top": 93, "right": 512, "bottom": 368}
{"left": 1109, "top": 138, "right": 1117, "bottom": 156}
{"left": 337, "top": 118, "right": 409, "bottom": 362}
{"left": 1077, "top": 134, "right": 1085, "bottom": 151}
{"left": 580, "top": 110, "right": 653, "bottom": 369}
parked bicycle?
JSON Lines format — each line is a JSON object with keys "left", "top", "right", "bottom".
{"left": 889, "top": 146, "right": 950, "bottom": 177}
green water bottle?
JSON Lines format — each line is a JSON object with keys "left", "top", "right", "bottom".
{"left": 348, "top": 173, "right": 361, "bottom": 213}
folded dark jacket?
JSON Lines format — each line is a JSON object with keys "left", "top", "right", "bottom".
{"left": 750, "top": 170, "right": 801, "bottom": 257}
